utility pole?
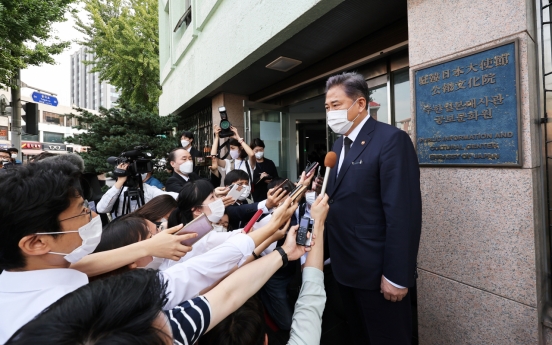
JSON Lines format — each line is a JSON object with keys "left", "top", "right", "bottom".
{"left": 10, "top": 69, "right": 22, "bottom": 162}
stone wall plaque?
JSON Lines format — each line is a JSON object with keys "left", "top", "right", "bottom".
{"left": 414, "top": 41, "right": 520, "bottom": 166}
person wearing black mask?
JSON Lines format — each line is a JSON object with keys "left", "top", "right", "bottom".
{"left": 250, "top": 138, "right": 279, "bottom": 202}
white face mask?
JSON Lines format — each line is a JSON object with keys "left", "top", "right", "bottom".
{"left": 239, "top": 185, "right": 251, "bottom": 200}
{"left": 36, "top": 215, "right": 103, "bottom": 263}
{"left": 141, "top": 256, "right": 164, "bottom": 270}
{"left": 141, "top": 173, "right": 148, "bottom": 180}
{"left": 255, "top": 151, "right": 264, "bottom": 160}
{"left": 181, "top": 140, "right": 190, "bottom": 148}
{"left": 230, "top": 149, "right": 240, "bottom": 160}
{"left": 203, "top": 198, "right": 225, "bottom": 223}
{"left": 179, "top": 161, "right": 194, "bottom": 174}
{"left": 305, "top": 191, "right": 316, "bottom": 206}
{"left": 327, "top": 98, "right": 361, "bottom": 135}
{"left": 212, "top": 225, "right": 227, "bottom": 232}
{"left": 11, "top": 153, "right": 17, "bottom": 159}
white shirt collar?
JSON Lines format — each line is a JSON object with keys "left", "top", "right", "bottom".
{"left": 186, "top": 146, "right": 192, "bottom": 152}
{"left": 0, "top": 268, "right": 88, "bottom": 292}
{"left": 344, "top": 113, "right": 371, "bottom": 144}
{"left": 177, "top": 173, "right": 189, "bottom": 181}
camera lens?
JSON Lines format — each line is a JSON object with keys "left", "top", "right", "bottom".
{"left": 220, "top": 120, "right": 231, "bottom": 130}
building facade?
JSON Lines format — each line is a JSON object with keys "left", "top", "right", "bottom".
{"left": 70, "top": 46, "right": 119, "bottom": 111}
{"left": 159, "top": 0, "right": 552, "bottom": 343}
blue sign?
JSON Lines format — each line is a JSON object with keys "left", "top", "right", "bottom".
{"left": 415, "top": 42, "right": 520, "bottom": 166}
{"left": 31, "top": 92, "right": 58, "bottom": 107}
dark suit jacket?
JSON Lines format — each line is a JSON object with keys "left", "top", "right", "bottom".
{"left": 189, "top": 146, "right": 202, "bottom": 174}
{"left": 226, "top": 202, "right": 260, "bottom": 230}
{"left": 165, "top": 171, "right": 221, "bottom": 193}
{"left": 326, "top": 116, "right": 421, "bottom": 290}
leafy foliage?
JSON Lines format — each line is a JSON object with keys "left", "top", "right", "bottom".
{"left": 66, "top": 102, "right": 179, "bottom": 175}
{"left": 74, "top": 0, "right": 161, "bottom": 112}
{"left": 0, "top": 0, "right": 77, "bottom": 88}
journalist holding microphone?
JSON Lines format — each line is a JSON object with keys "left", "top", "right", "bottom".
{"left": 324, "top": 72, "right": 421, "bottom": 345}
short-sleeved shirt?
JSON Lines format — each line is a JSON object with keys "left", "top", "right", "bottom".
{"left": 224, "top": 158, "right": 254, "bottom": 182}
{"left": 165, "top": 295, "right": 211, "bottom": 345}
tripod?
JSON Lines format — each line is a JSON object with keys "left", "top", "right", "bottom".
{"left": 118, "top": 175, "right": 146, "bottom": 216}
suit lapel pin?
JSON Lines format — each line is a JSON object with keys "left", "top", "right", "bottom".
{"left": 361, "top": 141, "right": 366, "bottom": 145}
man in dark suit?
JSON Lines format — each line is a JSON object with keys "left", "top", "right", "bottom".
{"left": 324, "top": 72, "right": 421, "bottom": 345}
{"left": 165, "top": 147, "right": 220, "bottom": 193}
{"left": 180, "top": 131, "right": 202, "bottom": 174}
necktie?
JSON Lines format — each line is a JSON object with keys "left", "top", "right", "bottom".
{"left": 344, "top": 137, "right": 353, "bottom": 157}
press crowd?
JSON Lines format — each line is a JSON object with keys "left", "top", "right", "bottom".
{"left": 0, "top": 123, "right": 329, "bottom": 345}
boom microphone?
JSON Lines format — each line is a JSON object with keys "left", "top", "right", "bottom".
{"left": 320, "top": 151, "right": 337, "bottom": 196}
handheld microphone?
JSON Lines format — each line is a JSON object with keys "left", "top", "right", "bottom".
{"left": 320, "top": 151, "right": 337, "bottom": 196}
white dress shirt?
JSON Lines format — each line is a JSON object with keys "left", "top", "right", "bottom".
{"left": 177, "top": 172, "right": 190, "bottom": 181}
{"left": 0, "top": 268, "right": 88, "bottom": 343}
{"left": 336, "top": 114, "right": 405, "bottom": 290}
{"left": 158, "top": 230, "right": 242, "bottom": 270}
{"left": 96, "top": 183, "right": 178, "bottom": 217}
{"left": 161, "top": 233, "right": 255, "bottom": 309}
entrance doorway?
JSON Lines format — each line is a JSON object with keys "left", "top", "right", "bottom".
{"left": 296, "top": 119, "right": 327, "bottom": 179}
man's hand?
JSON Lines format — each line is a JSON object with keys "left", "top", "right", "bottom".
{"left": 214, "top": 186, "right": 229, "bottom": 198}
{"left": 310, "top": 194, "right": 329, "bottom": 223}
{"left": 266, "top": 187, "right": 287, "bottom": 209}
{"left": 270, "top": 197, "right": 298, "bottom": 229}
{"left": 143, "top": 224, "right": 196, "bottom": 261}
{"left": 281, "top": 225, "right": 313, "bottom": 261}
{"left": 221, "top": 195, "right": 235, "bottom": 207}
{"left": 114, "top": 163, "right": 129, "bottom": 188}
{"left": 380, "top": 276, "right": 408, "bottom": 302}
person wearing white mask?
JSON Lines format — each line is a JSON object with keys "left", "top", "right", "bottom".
{"left": 96, "top": 162, "right": 179, "bottom": 218}
{"left": 140, "top": 171, "right": 164, "bottom": 190}
{"left": 210, "top": 125, "right": 256, "bottom": 186}
{"left": 250, "top": 138, "right": 279, "bottom": 202}
{"left": 180, "top": 130, "right": 202, "bottom": 174}
{"left": 165, "top": 147, "right": 221, "bottom": 193}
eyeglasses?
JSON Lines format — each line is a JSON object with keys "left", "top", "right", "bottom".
{"left": 153, "top": 222, "right": 165, "bottom": 233}
{"left": 59, "top": 200, "right": 92, "bottom": 222}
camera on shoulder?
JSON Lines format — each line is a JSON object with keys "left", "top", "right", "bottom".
{"left": 107, "top": 145, "right": 154, "bottom": 178}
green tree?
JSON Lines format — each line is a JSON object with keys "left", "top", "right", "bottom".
{"left": 0, "top": 0, "right": 77, "bottom": 88}
{"left": 66, "top": 102, "right": 179, "bottom": 177}
{"left": 74, "top": 0, "right": 160, "bottom": 112}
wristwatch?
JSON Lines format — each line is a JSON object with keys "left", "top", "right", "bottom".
{"left": 275, "top": 247, "right": 288, "bottom": 268}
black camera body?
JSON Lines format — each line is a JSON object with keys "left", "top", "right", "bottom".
{"left": 218, "top": 106, "right": 234, "bottom": 138}
{"left": 296, "top": 215, "right": 314, "bottom": 246}
{"left": 107, "top": 145, "right": 154, "bottom": 177}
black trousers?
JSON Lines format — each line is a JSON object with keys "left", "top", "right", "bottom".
{"left": 338, "top": 282, "right": 412, "bottom": 345}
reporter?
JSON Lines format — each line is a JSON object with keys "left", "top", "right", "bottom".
{"left": 211, "top": 125, "right": 256, "bottom": 183}
{"left": 250, "top": 138, "right": 279, "bottom": 202}
{"left": 132, "top": 194, "right": 177, "bottom": 224}
{"left": 6, "top": 221, "right": 310, "bottom": 345}
{"left": 96, "top": 163, "right": 178, "bottom": 218}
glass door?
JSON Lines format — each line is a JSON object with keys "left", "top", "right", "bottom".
{"left": 244, "top": 101, "right": 289, "bottom": 179}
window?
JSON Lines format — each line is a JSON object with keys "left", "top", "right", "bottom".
{"left": 368, "top": 75, "right": 390, "bottom": 124}
{"left": 43, "top": 111, "right": 63, "bottom": 126}
{"left": 392, "top": 69, "right": 411, "bottom": 136}
{"left": 43, "top": 132, "right": 65, "bottom": 143}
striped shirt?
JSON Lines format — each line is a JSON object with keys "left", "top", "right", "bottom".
{"left": 165, "top": 296, "right": 211, "bottom": 345}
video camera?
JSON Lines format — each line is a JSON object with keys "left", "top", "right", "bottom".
{"left": 218, "top": 106, "right": 234, "bottom": 138}
{"left": 107, "top": 145, "right": 154, "bottom": 178}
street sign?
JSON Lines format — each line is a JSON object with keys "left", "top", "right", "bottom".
{"left": 31, "top": 92, "right": 58, "bottom": 107}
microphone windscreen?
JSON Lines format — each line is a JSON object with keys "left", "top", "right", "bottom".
{"left": 324, "top": 151, "right": 338, "bottom": 168}
{"left": 41, "top": 153, "right": 85, "bottom": 173}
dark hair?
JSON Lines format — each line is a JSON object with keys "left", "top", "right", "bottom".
{"left": 0, "top": 149, "right": 10, "bottom": 155}
{"left": 0, "top": 161, "right": 82, "bottom": 270}
{"left": 6, "top": 269, "right": 170, "bottom": 345}
{"left": 133, "top": 195, "right": 177, "bottom": 223}
{"left": 168, "top": 180, "right": 214, "bottom": 228}
{"left": 30, "top": 152, "right": 57, "bottom": 162}
{"left": 91, "top": 215, "right": 151, "bottom": 280}
{"left": 326, "top": 72, "right": 369, "bottom": 104}
{"left": 7, "top": 148, "right": 18, "bottom": 153}
{"left": 224, "top": 169, "right": 250, "bottom": 186}
{"left": 250, "top": 138, "right": 265, "bottom": 150}
{"left": 168, "top": 147, "right": 188, "bottom": 163}
{"left": 228, "top": 139, "right": 248, "bottom": 160}
{"left": 180, "top": 130, "right": 194, "bottom": 141}
{"left": 199, "top": 297, "right": 265, "bottom": 345}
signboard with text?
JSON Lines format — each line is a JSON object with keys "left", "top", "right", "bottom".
{"left": 42, "top": 143, "right": 66, "bottom": 151}
{"left": 31, "top": 92, "right": 59, "bottom": 107}
{"left": 0, "top": 126, "right": 7, "bottom": 141}
{"left": 414, "top": 41, "right": 520, "bottom": 166}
